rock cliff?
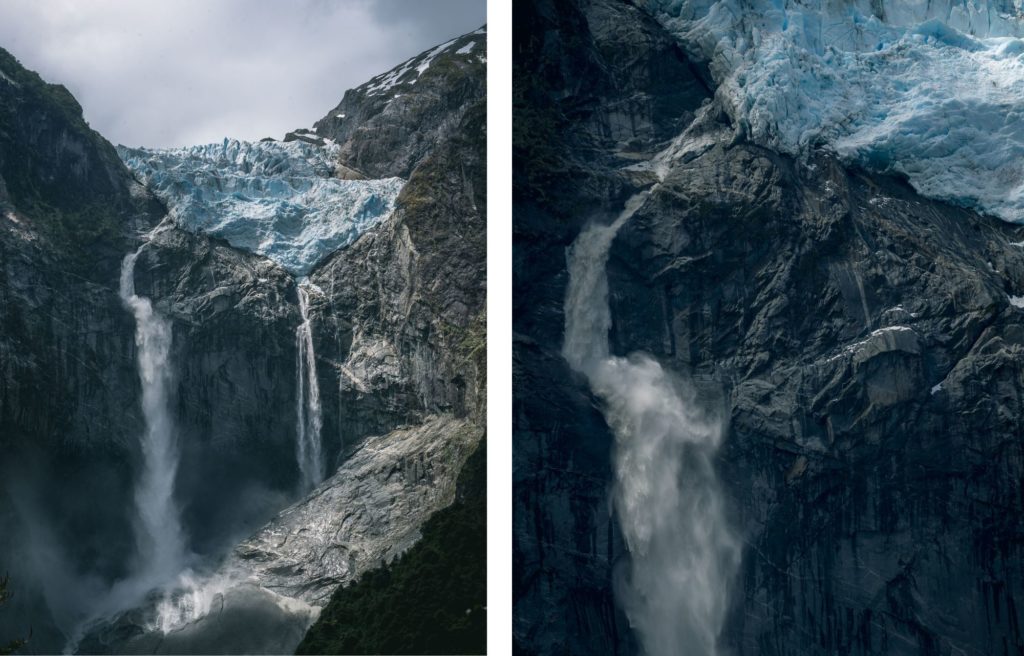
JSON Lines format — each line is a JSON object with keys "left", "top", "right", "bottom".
{"left": 0, "top": 23, "right": 485, "bottom": 654}
{"left": 514, "top": 1, "right": 1024, "bottom": 654}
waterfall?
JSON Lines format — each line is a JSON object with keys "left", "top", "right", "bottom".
{"left": 562, "top": 190, "right": 741, "bottom": 656}
{"left": 119, "top": 246, "right": 187, "bottom": 587}
{"left": 295, "top": 282, "right": 324, "bottom": 490}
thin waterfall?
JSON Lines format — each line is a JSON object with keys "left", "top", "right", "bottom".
{"left": 119, "top": 244, "right": 187, "bottom": 586}
{"left": 562, "top": 189, "right": 741, "bottom": 656}
{"left": 295, "top": 282, "right": 324, "bottom": 490}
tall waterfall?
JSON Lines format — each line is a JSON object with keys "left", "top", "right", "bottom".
{"left": 119, "top": 246, "right": 187, "bottom": 586}
{"left": 295, "top": 282, "right": 324, "bottom": 490}
{"left": 562, "top": 190, "right": 741, "bottom": 656}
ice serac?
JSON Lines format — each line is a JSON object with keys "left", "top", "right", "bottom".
{"left": 118, "top": 139, "right": 404, "bottom": 275}
{"left": 641, "top": 0, "right": 1024, "bottom": 222}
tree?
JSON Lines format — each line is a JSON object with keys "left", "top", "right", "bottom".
{"left": 0, "top": 574, "right": 27, "bottom": 655}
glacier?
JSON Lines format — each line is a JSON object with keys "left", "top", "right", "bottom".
{"left": 119, "top": 139, "right": 404, "bottom": 275}
{"left": 642, "top": 0, "right": 1024, "bottom": 222}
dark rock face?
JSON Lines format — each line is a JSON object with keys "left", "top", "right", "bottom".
{"left": 612, "top": 142, "right": 1024, "bottom": 656}
{"left": 306, "top": 99, "right": 487, "bottom": 460}
{"left": 130, "top": 227, "right": 302, "bottom": 553}
{"left": 305, "top": 26, "right": 486, "bottom": 179}
{"left": 0, "top": 47, "right": 163, "bottom": 650}
{"left": 0, "top": 47, "right": 156, "bottom": 455}
{"left": 512, "top": 340, "right": 636, "bottom": 656}
{"left": 514, "top": 0, "right": 709, "bottom": 653}
{"left": 0, "top": 30, "right": 485, "bottom": 654}
{"left": 514, "top": 1, "right": 1024, "bottom": 654}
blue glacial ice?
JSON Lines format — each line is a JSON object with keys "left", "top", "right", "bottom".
{"left": 119, "top": 139, "right": 404, "bottom": 275}
{"left": 642, "top": 0, "right": 1024, "bottom": 222}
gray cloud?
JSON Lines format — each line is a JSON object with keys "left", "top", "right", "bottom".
{"left": 0, "top": 0, "right": 485, "bottom": 147}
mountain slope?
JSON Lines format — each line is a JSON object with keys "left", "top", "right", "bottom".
{"left": 295, "top": 438, "right": 486, "bottom": 655}
{"left": 0, "top": 27, "right": 485, "bottom": 655}
{"left": 0, "top": 47, "right": 165, "bottom": 650}
{"left": 293, "top": 26, "right": 486, "bottom": 179}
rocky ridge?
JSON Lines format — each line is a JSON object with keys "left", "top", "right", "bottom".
{"left": 291, "top": 26, "right": 486, "bottom": 179}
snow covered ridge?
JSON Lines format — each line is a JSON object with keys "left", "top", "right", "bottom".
{"left": 119, "top": 139, "right": 404, "bottom": 276}
{"left": 361, "top": 25, "right": 486, "bottom": 97}
{"left": 641, "top": 0, "right": 1024, "bottom": 222}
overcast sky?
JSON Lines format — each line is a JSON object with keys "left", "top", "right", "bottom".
{"left": 0, "top": 0, "right": 485, "bottom": 148}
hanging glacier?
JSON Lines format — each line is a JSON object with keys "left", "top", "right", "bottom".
{"left": 642, "top": 0, "right": 1024, "bottom": 222}
{"left": 118, "top": 139, "right": 405, "bottom": 275}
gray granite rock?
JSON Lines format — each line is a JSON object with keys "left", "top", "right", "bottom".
{"left": 514, "top": 0, "right": 1024, "bottom": 654}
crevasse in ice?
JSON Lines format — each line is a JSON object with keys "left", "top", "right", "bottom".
{"left": 642, "top": 0, "right": 1024, "bottom": 221}
{"left": 119, "top": 139, "right": 404, "bottom": 275}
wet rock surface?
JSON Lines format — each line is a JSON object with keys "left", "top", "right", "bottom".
{"left": 228, "top": 415, "right": 482, "bottom": 606}
{"left": 78, "top": 415, "right": 481, "bottom": 655}
{"left": 514, "top": 0, "right": 1024, "bottom": 654}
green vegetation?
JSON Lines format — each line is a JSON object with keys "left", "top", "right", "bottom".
{"left": 0, "top": 49, "right": 85, "bottom": 125}
{"left": 0, "top": 575, "right": 26, "bottom": 655}
{"left": 0, "top": 47, "right": 132, "bottom": 269}
{"left": 296, "top": 439, "right": 486, "bottom": 655}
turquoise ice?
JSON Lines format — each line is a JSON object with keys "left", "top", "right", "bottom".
{"left": 120, "top": 139, "right": 404, "bottom": 275}
{"left": 644, "top": 0, "right": 1024, "bottom": 221}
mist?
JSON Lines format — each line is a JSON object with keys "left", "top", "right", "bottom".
{"left": 562, "top": 192, "right": 742, "bottom": 656}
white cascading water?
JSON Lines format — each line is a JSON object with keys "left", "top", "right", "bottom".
{"left": 119, "top": 245, "right": 188, "bottom": 586}
{"left": 562, "top": 189, "right": 741, "bottom": 656}
{"left": 295, "top": 282, "right": 324, "bottom": 490}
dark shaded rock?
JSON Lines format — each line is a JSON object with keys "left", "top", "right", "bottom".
{"left": 513, "top": 0, "right": 710, "bottom": 652}
{"left": 607, "top": 139, "right": 1024, "bottom": 656}
{"left": 307, "top": 99, "right": 487, "bottom": 457}
{"left": 513, "top": 338, "right": 635, "bottom": 656}
{"left": 514, "top": 0, "right": 1024, "bottom": 654}
{"left": 0, "top": 46, "right": 163, "bottom": 652}
{"left": 309, "top": 27, "right": 486, "bottom": 179}
{"left": 129, "top": 227, "right": 302, "bottom": 553}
